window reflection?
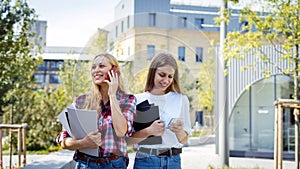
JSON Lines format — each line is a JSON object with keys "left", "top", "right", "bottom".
{"left": 230, "top": 75, "right": 294, "bottom": 157}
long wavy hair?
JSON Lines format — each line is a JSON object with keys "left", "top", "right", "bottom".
{"left": 83, "top": 53, "right": 125, "bottom": 111}
{"left": 145, "top": 52, "right": 181, "bottom": 94}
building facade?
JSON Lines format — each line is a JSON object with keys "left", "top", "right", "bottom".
{"left": 105, "top": 0, "right": 242, "bottom": 76}
{"left": 34, "top": 46, "right": 88, "bottom": 89}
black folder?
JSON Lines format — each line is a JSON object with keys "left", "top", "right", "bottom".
{"left": 133, "top": 100, "right": 162, "bottom": 145}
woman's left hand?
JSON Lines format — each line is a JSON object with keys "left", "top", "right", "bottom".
{"left": 168, "top": 119, "right": 184, "bottom": 134}
{"left": 168, "top": 120, "right": 188, "bottom": 144}
{"left": 105, "top": 70, "right": 119, "bottom": 96}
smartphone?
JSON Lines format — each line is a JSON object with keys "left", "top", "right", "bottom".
{"left": 105, "top": 66, "right": 120, "bottom": 81}
{"left": 167, "top": 118, "right": 183, "bottom": 126}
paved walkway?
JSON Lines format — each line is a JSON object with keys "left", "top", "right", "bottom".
{"left": 3, "top": 143, "right": 296, "bottom": 169}
{"left": 3, "top": 150, "right": 74, "bottom": 169}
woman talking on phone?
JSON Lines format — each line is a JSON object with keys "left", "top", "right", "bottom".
{"left": 127, "top": 52, "right": 191, "bottom": 169}
{"left": 56, "top": 53, "right": 136, "bottom": 169}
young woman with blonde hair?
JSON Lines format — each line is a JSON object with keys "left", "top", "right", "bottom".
{"left": 57, "top": 53, "right": 136, "bottom": 169}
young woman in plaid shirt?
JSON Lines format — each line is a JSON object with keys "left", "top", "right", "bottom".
{"left": 56, "top": 53, "right": 136, "bottom": 169}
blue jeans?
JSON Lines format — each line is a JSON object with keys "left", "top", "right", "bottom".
{"left": 75, "top": 156, "right": 127, "bottom": 169}
{"left": 133, "top": 151, "right": 181, "bottom": 169}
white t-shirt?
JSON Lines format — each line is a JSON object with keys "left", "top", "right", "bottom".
{"left": 134, "top": 91, "right": 191, "bottom": 148}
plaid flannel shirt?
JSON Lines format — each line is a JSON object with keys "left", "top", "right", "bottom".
{"left": 56, "top": 91, "right": 136, "bottom": 157}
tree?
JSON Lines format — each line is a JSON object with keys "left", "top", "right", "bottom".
{"left": 196, "top": 57, "right": 215, "bottom": 131}
{"left": 0, "top": 0, "right": 41, "bottom": 121}
{"left": 85, "top": 29, "right": 108, "bottom": 55}
{"left": 58, "top": 59, "right": 92, "bottom": 103}
{"left": 22, "top": 87, "right": 68, "bottom": 150}
{"left": 177, "top": 62, "right": 198, "bottom": 123}
{"left": 0, "top": 0, "right": 47, "bottom": 155}
{"left": 223, "top": 0, "right": 300, "bottom": 97}
{"left": 128, "top": 68, "right": 148, "bottom": 94}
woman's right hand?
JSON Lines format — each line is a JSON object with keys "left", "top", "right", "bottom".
{"left": 82, "top": 130, "right": 102, "bottom": 148}
{"left": 148, "top": 119, "right": 165, "bottom": 136}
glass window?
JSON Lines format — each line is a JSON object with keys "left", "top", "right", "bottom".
{"left": 50, "top": 60, "right": 64, "bottom": 70}
{"left": 115, "top": 25, "right": 118, "bottom": 37}
{"left": 178, "top": 46, "right": 185, "bottom": 61}
{"left": 195, "top": 111, "right": 204, "bottom": 127}
{"left": 229, "top": 75, "right": 293, "bottom": 156}
{"left": 147, "top": 45, "right": 155, "bottom": 60}
{"left": 49, "top": 74, "right": 60, "bottom": 84}
{"left": 240, "top": 21, "right": 249, "bottom": 34}
{"left": 178, "top": 17, "right": 187, "bottom": 28}
{"left": 149, "top": 13, "right": 156, "bottom": 27}
{"left": 121, "top": 21, "right": 124, "bottom": 33}
{"left": 196, "top": 47, "right": 203, "bottom": 62}
{"left": 251, "top": 78, "right": 275, "bottom": 151}
{"left": 34, "top": 73, "right": 45, "bottom": 84}
{"left": 274, "top": 75, "right": 294, "bottom": 152}
{"left": 195, "top": 18, "right": 204, "bottom": 29}
{"left": 37, "top": 61, "right": 47, "bottom": 70}
{"left": 127, "top": 15, "right": 130, "bottom": 28}
{"left": 229, "top": 89, "right": 250, "bottom": 151}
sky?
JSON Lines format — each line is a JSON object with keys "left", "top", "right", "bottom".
{"left": 27, "top": 0, "right": 120, "bottom": 47}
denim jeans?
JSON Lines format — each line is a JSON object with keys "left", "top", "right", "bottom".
{"left": 133, "top": 151, "right": 181, "bottom": 169}
{"left": 75, "top": 156, "right": 127, "bottom": 169}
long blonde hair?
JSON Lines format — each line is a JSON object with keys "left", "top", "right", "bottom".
{"left": 83, "top": 53, "right": 125, "bottom": 111}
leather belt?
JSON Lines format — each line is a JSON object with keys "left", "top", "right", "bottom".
{"left": 138, "top": 147, "right": 182, "bottom": 157}
{"left": 74, "top": 151, "right": 121, "bottom": 163}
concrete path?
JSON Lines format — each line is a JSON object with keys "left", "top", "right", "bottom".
{"left": 3, "top": 150, "right": 73, "bottom": 169}
{"left": 3, "top": 142, "right": 296, "bottom": 169}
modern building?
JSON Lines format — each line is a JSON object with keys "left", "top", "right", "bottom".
{"left": 34, "top": 46, "right": 87, "bottom": 89}
{"left": 102, "top": 0, "right": 245, "bottom": 129}
{"left": 105, "top": 0, "right": 244, "bottom": 76}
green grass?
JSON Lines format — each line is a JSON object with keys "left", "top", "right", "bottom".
{"left": 207, "top": 165, "right": 266, "bottom": 169}
{"left": 191, "top": 127, "right": 214, "bottom": 137}
{"left": 2, "top": 145, "right": 62, "bottom": 155}
{"left": 3, "top": 145, "right": 134, "bottom": 155}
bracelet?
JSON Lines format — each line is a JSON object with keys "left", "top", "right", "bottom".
{"left": 179, "top": 132, "right": 189, "bottom": 143}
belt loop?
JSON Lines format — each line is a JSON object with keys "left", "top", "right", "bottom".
{"left": 87, "top": 158, "right": 90, "bottom": 168}
{"left": 170, "top": 148, "right": 173, "bottom": 156}
{"left": 150, "top": 148, "right": 153, "bottom": 155}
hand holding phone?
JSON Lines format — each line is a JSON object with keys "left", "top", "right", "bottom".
{"left": 105, "top": 66, "right": 120, "bottom": 81}
{"left": 167, "top": 118, "right": 183, "bottom": 127}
